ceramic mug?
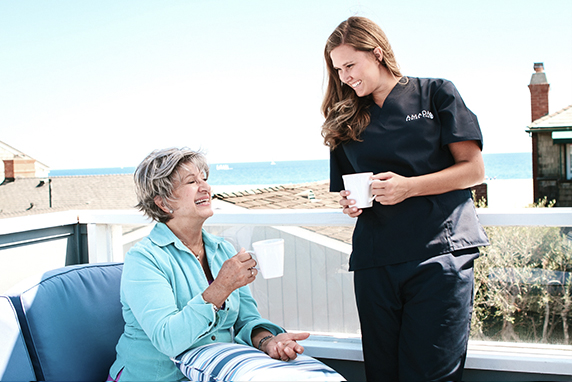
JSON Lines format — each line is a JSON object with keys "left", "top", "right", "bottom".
{"left": 342, "top": 172, "right": 375, "bottom": 208}
{"left": 247, "top": 238, "right": 284, "bottom": 279}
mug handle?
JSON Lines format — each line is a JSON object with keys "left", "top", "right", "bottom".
{"left": 246, "top": 250, "right": 259, "bottom": 270}
{"left": 368, "top": 179, "right": 376, "bottom": 204}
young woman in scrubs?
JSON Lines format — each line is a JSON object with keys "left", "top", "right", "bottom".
{"left": 322, "top": 17, "right": 489, "bottom": 381}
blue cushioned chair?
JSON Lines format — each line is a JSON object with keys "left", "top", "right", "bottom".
{"left": 1, "top": 263, "right": 124, "bottom": 381}
{"left": 0, "top": 295, "right": 36, "bottom": 381}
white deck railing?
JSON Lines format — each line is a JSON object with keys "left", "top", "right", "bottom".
{"left": 1, "top": 207, "right": 571, "bottom": 378}
{"left": 4, "top": 207, "right": 570, "bottom": 258}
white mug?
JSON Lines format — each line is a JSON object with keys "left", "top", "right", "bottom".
{"left": 247, "top": 238, "right": 284, "bottom": 279}
{"left": 342, "top": 172, "right": 375, "bottom": 208}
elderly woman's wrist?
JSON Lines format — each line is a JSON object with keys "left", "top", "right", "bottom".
{"left": 257, "top": 334, "right": 274, "bottom": 351}
{"left": 201, "top": 289, "right": 225, "bottom": 311}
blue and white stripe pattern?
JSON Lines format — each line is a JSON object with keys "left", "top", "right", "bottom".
{"left": 172, "top": 342, "right": 344, "bottom": 381}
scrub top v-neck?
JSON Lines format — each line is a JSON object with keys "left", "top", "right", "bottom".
{"left": 330, "top": 77, "right": 489, "bottom": 271}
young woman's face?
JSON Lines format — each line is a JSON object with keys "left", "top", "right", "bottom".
{"left": 167, "top": 163, "right": 213, "bottom": 222}
{"left": 330, "top": 44, "right": 383, "bottom": 98}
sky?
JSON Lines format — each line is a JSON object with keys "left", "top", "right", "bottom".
{"left": 1, "top": 0, "right": 571, "bottom": 169}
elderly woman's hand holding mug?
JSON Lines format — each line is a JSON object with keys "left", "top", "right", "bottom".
{"left": 202, "top": 249, "right": 258, "bottom": 308}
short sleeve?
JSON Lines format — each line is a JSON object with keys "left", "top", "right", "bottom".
{"left": 433, "top": 80, "right": 483, "bottom": 150}
{"left": 329, "top": 146, "right": 355, "bottom": 192}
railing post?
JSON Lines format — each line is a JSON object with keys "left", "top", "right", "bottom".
{"left": 87, "top": 223, "right": 123, "bottom": 263}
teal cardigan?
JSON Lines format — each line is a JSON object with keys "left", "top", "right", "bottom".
{"left": 109, "top": 223, "right": 284, "bottom": 381}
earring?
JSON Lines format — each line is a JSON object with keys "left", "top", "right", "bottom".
{"left": 169, "top": 210, "right": 173, "bottom": 213}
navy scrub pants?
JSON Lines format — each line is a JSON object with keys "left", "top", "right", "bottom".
{"left": 354, "top": 249, "right": 478, "bottom": 382}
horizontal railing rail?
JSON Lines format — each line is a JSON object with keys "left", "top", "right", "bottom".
{"left": 80, "top": 207, "right": 572, "bottom": 226}
{"left": 1, "top": 207, "right": 571, "bottom": 267}
{"left": 3, "top": 207, "right": 571, "bottom": 235}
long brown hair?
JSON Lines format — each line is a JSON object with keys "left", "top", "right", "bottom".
{"left": 321, "top": 17, "right": 402, "bottom": 149}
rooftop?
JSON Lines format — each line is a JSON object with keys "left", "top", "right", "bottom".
{"left": 0, "top": 140, "right": 49, "bottom": 169}
{"left": 213, "top": 181, "right": 353, "bottom": 244}
{"left": 526, "top": 104, "right": 572, "bottom": 131}
{"left": 0, "top": 174, "right": 137, "bottom": 218}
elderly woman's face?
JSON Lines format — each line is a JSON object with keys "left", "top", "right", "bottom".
{"left": 168, "top": 163, "right": 213, "bottom": 222}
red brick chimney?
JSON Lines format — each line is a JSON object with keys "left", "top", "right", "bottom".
{"left": 3, "top": 157, "right": 36, "bottom": 179}
{"left": 528, "top": 62, "right": 550, "bottom": 122}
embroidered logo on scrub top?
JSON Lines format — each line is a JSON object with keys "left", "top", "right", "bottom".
{"left": 405, "top": 110, "right": 434, "bottom": 122}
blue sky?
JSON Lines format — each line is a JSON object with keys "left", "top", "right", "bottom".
{"left": 1, "top": 0, "right": 571, "bottom": 169}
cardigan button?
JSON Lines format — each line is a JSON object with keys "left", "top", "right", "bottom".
{"left": 211, "top": 335, "right": 216, "bottom": 341}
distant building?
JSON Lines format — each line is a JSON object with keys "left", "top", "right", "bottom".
{"left": 526, "top": 63, "right": 572, "bottom": 206}
{"left": 0, "top": 174, "right": 138, "bottom": 218}
{"left": 0, "top": 141, "right": 137, "bottom": 218}
{"left": 0, "top": 141, "right": 50, "bottom": 181}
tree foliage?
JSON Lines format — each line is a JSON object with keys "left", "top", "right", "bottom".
{"left": 471, "top": 196, "right": 572, "bottom": 344}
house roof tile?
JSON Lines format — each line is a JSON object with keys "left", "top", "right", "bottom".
{"left": 213, "top": 181, "right": 354, "bottom": 244}
{"left": 527, "top": 104, "right": 572, "bottom": 131}
{"left": 0, "top": 174, "right": 137, "bottom": 218}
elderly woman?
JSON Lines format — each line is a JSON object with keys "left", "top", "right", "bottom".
{"left": 108, "top": 147, "right": 310, "bottom": 381}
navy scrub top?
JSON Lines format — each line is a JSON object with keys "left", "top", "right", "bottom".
{"left": 330, "top": 77, "right": 489, "bottom": 271}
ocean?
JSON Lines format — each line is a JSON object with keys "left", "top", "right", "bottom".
{"left": 49, "top": 152, "right": 532, "bottom": 186}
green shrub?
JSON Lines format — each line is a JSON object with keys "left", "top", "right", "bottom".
{"left": 471, "top": 196, "right": 571, "bottom": 344}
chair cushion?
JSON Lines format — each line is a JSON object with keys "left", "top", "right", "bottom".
{"left": 0, "top": 296, "right": 35, "bottom": 381}
{"left": 173, "top": 342, "right": 345, "bottom": 381}
{"left": 7, "top": 263, "right": 123, "bottom": 381}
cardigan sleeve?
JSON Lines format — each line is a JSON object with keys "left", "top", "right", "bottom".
{"left": 213, "top": 240, "right": 285, "bottom": 345}
{"left": 231, "top": 284, "right": 285, "bottom": 346}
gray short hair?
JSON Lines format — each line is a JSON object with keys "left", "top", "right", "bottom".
{"left": 134, "top": 147, "right": 209, "bottom": 223}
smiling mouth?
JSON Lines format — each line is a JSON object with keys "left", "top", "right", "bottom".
{"left": 349, "top": 80, "right": 362, "bottom": 88}
{"left": 195, "top": 198, "right": 210, "bottom": 205}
